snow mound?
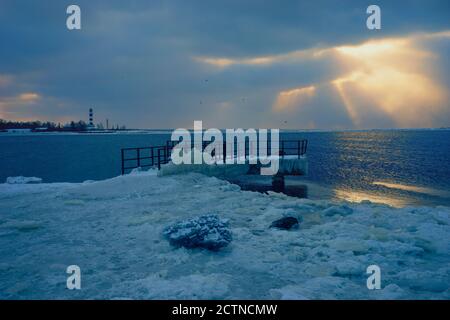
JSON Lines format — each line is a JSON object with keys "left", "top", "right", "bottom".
{"left": 128, "top": 273, "right": 231, "bottom": 299}
{"left": 164, "top": 215, "right": 232, "bottom": 250}
{"left": 5, "top": 176, "right": 42, "bottom": 184}
{"left": 2, "top": 220, "right": 43, "bottom": 232}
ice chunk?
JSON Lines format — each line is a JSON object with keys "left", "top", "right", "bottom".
{"left": 132, "top": 274, "right": 230, "bottom": 299}
{"left": 163, "top": 215, "right": 232, "bottom": 250}
{"left": 374, "top": 284, "right": 406, "bottom": 299}
{"left": 2, "top": 220, "right": 42, "bottom": 232}
{"left": 322, "top": 205, "right": 353, "bottom": 216}
{"left": 5, "top": 176, "right": 42, "bottom": 184}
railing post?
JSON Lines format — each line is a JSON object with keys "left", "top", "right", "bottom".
{"left": 223, "top": 142, "right": 226, "bottom": 162}
{"left": 137, "top": 148, "right": 141, "bottom": 168}
{"left": 150, "top": 147, "right": 154, "bottom": 166}
{"left": 157, "top": 148, "right": 162, "bottom": 170}
{"left": 166, "top": 140, "right": 171, "bottom": 160}
{"left": 246, "top": 141, "right": 249, "bottom": 161}
{"left": 121, "top": 149, "right": 125, "bottom": 175}
{"left": 164, "top": 145, "right": 168, "bottom": 163}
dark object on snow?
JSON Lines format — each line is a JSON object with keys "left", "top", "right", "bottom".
{"left": 163, "top": 215, "right": 232, "bottom": 251}
{"left": 270, "top": 217, "right": 299, "bottom": 230}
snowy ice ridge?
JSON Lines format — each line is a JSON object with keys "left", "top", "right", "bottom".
{"left": 0, "top": 170, "right": 449, "bottom": 299}
{"left": 5, "top": 176, "right": 42, "bottom": 184}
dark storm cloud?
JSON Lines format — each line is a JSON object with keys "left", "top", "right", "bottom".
{"left": 0, "top": 0, "right": 449, "bottom": 128}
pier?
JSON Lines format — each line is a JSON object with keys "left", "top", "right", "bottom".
{"left": 121, "top": 139, "right": 308, "bottom": 188}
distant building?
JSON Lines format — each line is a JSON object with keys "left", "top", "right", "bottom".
{"left": 5, "top": 128, "right": 32, "bottom": 133}
{"left": 33, "top": 127, "right": 48, "bottom": 132}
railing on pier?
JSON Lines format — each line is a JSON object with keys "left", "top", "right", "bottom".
{"left": 121, "top": 139, "right": 307, "bottom": 175}
{"left": 121, "top": 141, "right": 177, "bottom": 174}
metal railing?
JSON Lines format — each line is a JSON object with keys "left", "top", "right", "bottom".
{"left": 121, "top": 141, "right": 176, "bottom": 174}
{"left": 121, "top": 139, "right": 307, "bottom": 174}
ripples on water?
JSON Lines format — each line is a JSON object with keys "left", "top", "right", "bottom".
{"left": 0, "top": 129, "right": 449, "bottom": 207}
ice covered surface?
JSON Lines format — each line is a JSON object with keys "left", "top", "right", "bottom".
{"left": 159, "top": 155, "right": 307, "bottom": 177}
{"left": 0, "top": 170, "right": 449, "bottom": 299}
{"left": 164, "top": 215, "right": 232, "bottom": 250}
{"left": 159, "top": 161, "right": 250, "bottom": 177}
{"left": 6, "top": 176, "right": 42, "bottom": 184}
{"left": 277, "top": 156, "right": 308, "bottom": 175}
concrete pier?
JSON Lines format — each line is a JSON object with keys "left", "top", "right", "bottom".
{"left": 157, "top": 155, "right": 308, "bottom": 178}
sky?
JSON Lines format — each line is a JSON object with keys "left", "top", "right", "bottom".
{"left": 0, "top": 0, "right": 449, "bottom": 129}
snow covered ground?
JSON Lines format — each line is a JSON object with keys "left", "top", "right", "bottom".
{"left": 0, "top": 170, "right": 449, "bottom": 299}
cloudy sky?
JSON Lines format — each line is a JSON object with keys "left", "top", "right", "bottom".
{"left": 0, "top": 0, "right": 449, "bottom": 129}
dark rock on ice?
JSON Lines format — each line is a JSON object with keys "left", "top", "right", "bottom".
{"left": 270, "top": 217, "right": 299, "bottom": 230}
{"left": 163, "top": 215, "right": 232, "bottom": 250}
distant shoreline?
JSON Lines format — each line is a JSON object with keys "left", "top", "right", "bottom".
{"left": 1, "top": 127, "right": 450, "bottom": 136}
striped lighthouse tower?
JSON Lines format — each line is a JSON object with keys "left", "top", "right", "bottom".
{"left": 89, "top": 108, "right": 94, "bottom": 127}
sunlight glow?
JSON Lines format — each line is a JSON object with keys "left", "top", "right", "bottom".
{"left": 0, "top": 92, "right": 41, "bottom": 120}
{"left": 196, "top": 31, "right": 450, "bottom": 127}
{"left": 332, "top": 36, "right": 448, "bottom": 127}
{"left": 334, "top": 188, "right": 406, "bottom": 208}
{"left": 273, "top": 85, "right": 316, "bottom": 112}
{"left": 195, "top": 47, "right": 322, "bottom": 68}
{"left": 195, "top": 56, "right": 276, "bottom": 68}
{"left": 373, "top": 181, "right": 450, "bottom": 198}
{"left": 18, "top": 93, "right": 40, "bottom": 102}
